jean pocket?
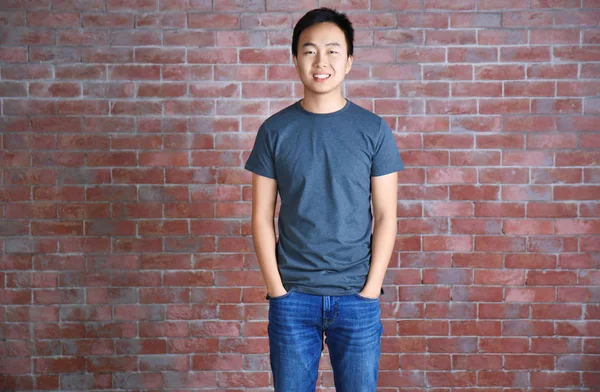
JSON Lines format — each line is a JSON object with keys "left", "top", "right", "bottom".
{"left": 266, "top": 291, "right": 293, "bottom": 301}
{"left": 353, "top": 293, "right": 380, "bottom": 301}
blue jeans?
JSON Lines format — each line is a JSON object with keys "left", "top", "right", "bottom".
{"left": 267, "top": 290, "right": 383, "bottom": 391}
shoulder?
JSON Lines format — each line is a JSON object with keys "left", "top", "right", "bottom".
{"left": 347, "top": 100, "right": 383, "bottom": 124}
{"left": 261, "top": 101, "right": 302, "bottom": 131}
{"left": 346, "top": 101, "right": 387, "bottom": 135}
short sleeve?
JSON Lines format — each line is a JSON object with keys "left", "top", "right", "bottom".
{"left": 371, "top": 118, "right": 404, "bottom": 177}
{"left": 244, "top": 123, "right": 276, "bottom": 179}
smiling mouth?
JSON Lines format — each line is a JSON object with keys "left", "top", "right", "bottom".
{"left": 313, "top": 74, "right": 331, "bottom": 81}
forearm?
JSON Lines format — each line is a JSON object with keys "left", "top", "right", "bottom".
{"left": 362, "top": 216, "right": 397, "bottom": 294}
{"left": 251, "top": 218, "right": 285, "bottom": 293}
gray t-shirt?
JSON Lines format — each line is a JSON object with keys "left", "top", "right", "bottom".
{"left": 245, "top": 99, "right": 404, "bottom": 296}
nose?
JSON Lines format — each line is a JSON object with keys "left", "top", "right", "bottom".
{"left": 314, "top": 52, "right": 327, "bottom": 67}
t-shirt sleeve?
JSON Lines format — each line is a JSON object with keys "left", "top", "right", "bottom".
{"left": 371, "top": 118, "right": 404, "bottom": 177}
{"left": 244, "top": 123, "right": 276, "bottom": 179}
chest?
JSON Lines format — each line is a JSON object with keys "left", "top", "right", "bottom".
{"left": 273, "top": 127, "right": 374, "bottom": 189}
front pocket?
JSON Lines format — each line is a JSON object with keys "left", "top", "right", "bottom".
{"left": 353, "top": 293, "right": 379, "bottom": 301}
{"left": 266, "top": 291, "right": 293, "bottom": 301}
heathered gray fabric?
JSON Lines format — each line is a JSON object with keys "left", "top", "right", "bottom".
{"left": 245, "top": 99, "right": 404, "bottom": 296}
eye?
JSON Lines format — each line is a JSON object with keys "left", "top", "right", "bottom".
{"left": 329, "top": 50, "right": 338, "bottom": 54}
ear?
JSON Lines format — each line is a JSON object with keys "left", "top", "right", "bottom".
{"left": 345, "top": 55, "right": 353, "bottom": 75}
{"left": 293, "top": 55, "right": 299, "bottom": 72}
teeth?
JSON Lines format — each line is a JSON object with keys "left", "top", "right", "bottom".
{"left": 314, "top": 74, "right": 330, "bottom": 79}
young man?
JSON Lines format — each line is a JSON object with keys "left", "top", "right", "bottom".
{"left": 244, "top": 7, "right": 404, "bottom": 392}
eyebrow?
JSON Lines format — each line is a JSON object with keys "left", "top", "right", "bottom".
{"left": 302, "top": 42, "right": 341, "bottom": 48}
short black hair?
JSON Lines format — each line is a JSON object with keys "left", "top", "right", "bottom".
{"left": 292, "top": 7, "right": 354, "bottom": 58}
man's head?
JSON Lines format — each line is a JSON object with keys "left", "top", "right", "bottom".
{"left": 292, "top": 8, "right": 354, "bottom": 98}
{"left": 292, "top": 7, "right": 354, "bottom": 58}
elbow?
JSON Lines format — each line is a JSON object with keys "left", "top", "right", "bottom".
{"left": 374, "top": 213, "right": 397, "bottom": 234}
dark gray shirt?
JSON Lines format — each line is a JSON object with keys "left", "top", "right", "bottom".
{"left": 245, "top": 99, "right": 404, "bottom": 296}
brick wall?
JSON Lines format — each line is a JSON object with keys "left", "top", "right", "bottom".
{"left": 1, "top": 0, "right": 599, "bottom": 390}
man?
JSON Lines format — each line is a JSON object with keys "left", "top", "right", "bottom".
{"left": 244, "top": 7, "right": 404, "bottom": 392}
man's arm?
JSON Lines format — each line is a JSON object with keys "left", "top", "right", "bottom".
{"left": 359, "top": 171, "right": 399, "bottom": 299}
{"left": 250, "top": 173, "right": 287, "bottom": 297}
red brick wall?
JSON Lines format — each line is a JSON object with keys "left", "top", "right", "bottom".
{"left": 1, "top": 0, "right": 599, "bottom": 390}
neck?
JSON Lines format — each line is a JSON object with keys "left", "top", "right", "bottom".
{"left": 300, "top": 90, "right": 347, "bottom": 114}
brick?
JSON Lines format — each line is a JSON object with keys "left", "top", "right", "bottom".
{"left": 480, "top": 338, "right": 529, "bottom": 353}
{"left": 559, "top": 253, "right": 600, "bottom": 269}
{"left": 555, "top": 46, "right": 600, "bottom": 61}
{"left": 427, "top": 99, "right": 477, "bottom": 115}
{"left": 347, "top": 82, "right": 396, "bottom": 97}
{"left": 400, "top": 82, "right": 449, "bottom": 98}
{"left": 478, "top": 0, "right": 528, "bottom": 9}
{"left": 449, "top": 48, "right": 497, "bottom": 63}
{"left": 453, "top": 354, "right": 503, "bottom": 371}
{"left": 423, "top": 236, "right": 473, "bottom": 251}
{"left": 479, "top": 99, "right": 530, "bottom": 114}
{"left": 532, "top": 304, "right": 583, "bottom": 320}
{"left": 399, "top": 320, "right": 449, "bottom": 336}
{"left": 424, "top": 0, "right": 476, "bottom": 10}
{"left": 372, "top": 0, "right": 422, "bottom": 10}
{"left": 474, "top": 202, "right": 525, "bottom": 218}
{"left": 377, "top": 370, "right": 427, "bottom": 386}
{"left": 428, "top": 371, "right": 477, "bottom": 387}
{"left": 528, "top": 270, "right": 578, "bottom": 286}
{"left": 476, "top": 271, "right": 526, "bottom": 288}
{"left": 452, "top": 253, "right": 504, "bottom": 268}
{"left": 479, "top": 168, "right": 528, "bottom": 184}
{"left": 502, "top": 219, "right": 554, "bottom": 235}
{"left": 531, "top": 29, "right": 580, "bottom": 44}
{"left": 426, "top": 30, "right": 477, "bottom": 45}
{"left": 581, "top": 202, "right": 600, "bottom": 217}
{"left": 478, "top": 29, "right": 528, "bottom": 45}
{"left": 556, "top": 10, "right": 600, "bottom": 26}
{"left": 502, "top": 46, "right": 552, "bottom": 62}
{"left": 452, "top": 286, "right": 502, "bottom": 302}
{"left": 504, "top": 115, "right": 554, "bottom": 132}
{"left": 397, "top": 12, "right": 448, "bottom": 28}
{"left": 479, "top": 304, "right": 529, "bottom": 319}
{"left": 556, "top": 355, "right": 599, "bottom": 371}
{"left": 423, "top": 268, "right": 472, "bottom": 285}
{"left": 532, "top": 98, "right": 582, "bottom": 114}
{"left": 475, "top": 236, "right": 526, "bottom": 252}
{"left": 556, "top": 219, "right": 600, "bottom": 235}
{"left": 355, "top": 48, "right": 396, "bottom": 64}
{"left": 528, "top": 202, "right": 578, "bottom": 218}
{"left": 451, "top": 185, "right": 499, "bottom": 201}
{"left": 402, "top": 253, "right": 452, "bottom": 268}
{"left": 502, "top": 151, "right": 553, "bottom": 167}
{"left": 452, "top": 82, "right": 502, "bottom": 97}
{"left": 374, "top": 28, "right": 422, "bottom": 45}
{"left": 428, "top": 168, "right": 477, "bottom": 184}
{"left": 559, "top": 116, "right": 600, "bottom": 132}
{"left": 400, "top": 354, "right": 451, "bottom": 370}
{"left": 397, "top": 47, "right": 445, "bottom": 63}
{"left": 451, "top": 12, "right": 501, "bottom": 28}
{"left": 528, "top": 64, "right": 579, "bottom": 79}
{"left": 451, "top": 116, "right": 502, "bottom": 133}
{"left": 426, "top": 303, "right": 476, "bottom": 320}
{"left": 531, "top": 371, "right": 581, "bottom": 387}
{"left": 398, "top": 185, "right": 448, "bottom": 200}
{"left": 554, "top": 185, "right": 600, "bottom": 200}
{"left": 505, "top": 355, "right": 554, "bottom": 370}
{"left": 452, "top": 219, "right": 503, "bottom": 237}
{"left": 503, "top": 185, "right": 552, "bottom": 201}
{"left": 428, "top": 337, "right": 477, "bottom": 353}
{"left": 505, "top": 81, "right": 555, "bottom": 97}
{"left": 475, "top": 65, "right": 525, "bottom": 80}
{"left": 506, "top": 288, "right": 556, "bottom": 302}
{"left": 503, "top": 11, "right": 554, "bottom": 27}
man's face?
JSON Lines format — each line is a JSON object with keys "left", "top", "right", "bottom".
{"left": 293, "top": 22, "right": 353, "bottom": 97}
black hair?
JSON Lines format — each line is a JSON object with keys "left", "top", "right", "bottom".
{"left": 292, "top": 7, "right": 354, "bottom": 58}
